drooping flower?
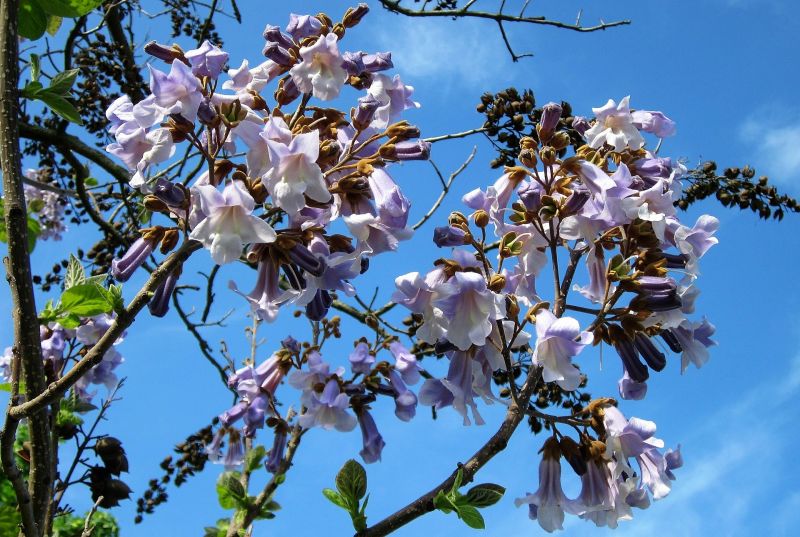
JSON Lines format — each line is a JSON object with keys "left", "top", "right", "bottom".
{"left": 631, "top": 110, "right": 676, "bottom": 138}
{"left": 515, "top": 438, "right": 581, "bottom": 533}
{"left": 355, "top": 406, "right": 385, "bottom": 464}
{"left": 189, "top": 181, "right": 277, "bottom": 265}
{"left": 185, "top": 40, "right": 229, "bottom": 79}
{"left": 532, "top": 309, "right": 592, "bottom": 391}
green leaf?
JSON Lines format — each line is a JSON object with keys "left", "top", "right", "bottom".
{"left": 21, "top": 81, "right": 44, "bottom": 99}
{"left": 335, "top": 459, "right": 367, "bottom": 504}
{"left": 36, "top": 0, "right": 102, "bottom": 17}
{"left": 85, "top": 176, "right": 99, "bottom": 186}
{"left": 455, "top": 505, "right": 485, "bottom": 530}
{"left": 462, "top": 484, "right": 505, "bottom": 508}
{"left": 433, "top": 490, "right": 456, "bottom": 514}
{"left": 64, "top": 254, "right": 85, "bottom": 290}
{"left": 34, "top": 92, "right": 82, "bottom": 124}
{"left": 322, "top": 488, "right": 348, "bottom": 510}
{"left": 46, "top": 69, "right": 79, "bottom": 95}
{"left": 216, "top": 472, "right": 246, "bottom": 510}
{"left": 244, "top": 445, "right": 266, "bottom": 473}
{"left": 46, "top": 15, "right": 62, "bottom": 35}
{"left": 27, "top": 215, "right": 40, "bottom": 252}
{"left": 30, "top": 54, "right": 41, "bottom": 83}
{"left": 19, "top": 0, "right": 48, "bottom": 40}
{"left": 59, "top": 282, "right": 115, "bottom": 317}
{"left": 451, "top": 468, "right": 464, "bottom": 493}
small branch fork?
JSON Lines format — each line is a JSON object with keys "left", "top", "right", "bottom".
{"left": 379, "top": 0, "right": 631, "bottom": 61}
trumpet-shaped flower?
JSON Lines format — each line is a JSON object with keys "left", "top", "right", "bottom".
{"left": 189, "top": 181, "right": 277, "bottom": 265}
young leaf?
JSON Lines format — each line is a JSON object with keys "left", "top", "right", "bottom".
{"left": 322, "top": 488, "right": 348, "bottom": 510}
{"left": 58, "top": 283, "right": 114, "bottom": 317}
{"left": 34, "top": 92, "right": 83, "bottom": 124}
{"left": 462, "top": 483, "right": 505, "bottom": 508}
{"left": 27, "top": 215, "right": 40, "bottom": 253}
{"left": 335, "top": 459, "right": 367, "bottom": 504}
{"left": 46, "top": 15, "right": 62, "bottom": 36}
{"left": 216, "top": 472, "right": 246, "bottom": 510}
{"left": 244, "top": 445, "right": 266, "bottom": 473}
{"left": 64, "top": 254, "right": 86, "bottom": 290}
{"left": 455, "top": 505, "right": 485, "bottom": 530}
{"left": 433, "top": 490, "right": 456, "bottom": 514}
{"left": 30, "top": 54, "right": 41, "bottom": 83}
{"left": 46, "top": 69, "right": 79, "bottom": 95}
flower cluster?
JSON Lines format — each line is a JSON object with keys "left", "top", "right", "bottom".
{"left": 207, "top": 332, "right": 423, "bottom": 469}
{"left": 1, "top": 315, "right": 123, "bottom": 403}
{"left": 515, "top": 402, "right": 682, "bottom": 532}
{"left": 105, "top": 4, "right": 427, "bottom": 323}
{"left": 390, "top": 96, "right": 716, "bottom": 529}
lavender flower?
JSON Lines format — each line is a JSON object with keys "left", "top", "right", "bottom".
{"left": 185, "top": 40, "right": 229, "bottom": 79}
{"left": 290, "top": 33, "right": 347, "bottom": 100}
{"left": 355, "top": 406, "right": 385, "bottom": 464}
{"left": 532, "top": 309, "right": 592, "bottom": 391}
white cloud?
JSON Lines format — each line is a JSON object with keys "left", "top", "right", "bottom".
{"left": 374, "top": 15, "right": 516, "bottom": 89}
{"left": 739, "top": 107, "right": 800, "bottom": 184}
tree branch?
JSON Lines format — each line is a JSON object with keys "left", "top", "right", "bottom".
{"left": 9, "top": 240, "right": 202, "bottom": 419}
{"left": 19, "top": 122, "right": 131, "bottom": 185}
{"left": 1, "top": 0, "right": 52, "bottom": 530}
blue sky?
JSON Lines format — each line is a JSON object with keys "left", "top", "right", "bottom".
{"left": 4, "top": 0, "right": 800, "bottom": 535}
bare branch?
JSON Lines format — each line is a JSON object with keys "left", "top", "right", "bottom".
{"left": 412, "top": 147, "right": 476, "bottom": 231}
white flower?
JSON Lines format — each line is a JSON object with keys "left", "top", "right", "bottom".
{"left": 189, "top": 181, "right": 276, "bottom": 265}
{"left": 585, "top": 96, "right": 645, "bottom": 151}
{"left": 289, "top": 33, "right": 347, "bottom": 100}
{"left": 264, "top": 130, "right": 331, "bottom": 214}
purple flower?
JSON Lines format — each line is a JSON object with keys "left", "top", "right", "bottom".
{"left": 388, "top": 370, "right": 417, "bottom": 422}
{"left": 618, "top": 371, "right": 647, "bottom": 400}
{"left": 539, "top": 102, "right": 562, "bottom": 140}
{"left": 111, "top": 237, "right": 153, "bottom": 282}
{"left": 369, "top": 168, "right": 411, "bottom": 229}
{"left": 298, "top": 380, "right": 357, "bottom": 431}
{"left": 265, "top": 130, "right": 331, "bottom": 213}
{"left": 148, "top": 268, "right": 179, "bottom": 317}
{"left": 229, "top": 259, "right": 297, "bottom": 323}
{"left": 391, "top": 140, "right": 431, "bottom": 161}
{"left": 433, "top": 226, "right": 468, "bottom": 248}
{"left": 532, "top": 309, "right": 592, "bottom": 391}
{"left": 349, "top": 341, "right": 375, "bottom": 374}
{"left": 185, "top": 40, "right": 229, "bottom": 79}
{"left": 352, "top": 94, "right": 381, "bottom": 130}
{"left": 631, "top": 110, "right": 676, "bottom": 138}
{"left": 286, "top": 13, "right": 322, "bottom": 40}
{"left": 671, "top": 318, "right": 716, "bottom": 372}
{"left": 389, "top": 341, "right": 421, "bottom": 385}
{"left": 515, "top": 438, "right": 581, "bottom": 533}
{"left": 368, "top": 74, "right": 419, "bottom": 129}
{"left": 265, "top": 428, "right": 288, "bottom": 473}
{"left": 434, "top": 272, "right": 504, "bottom": 351}
{"left": 355, "top": 407, "right": 385, "bottom": 464}
{"left": 436, "top": 349, "right": 486, "bottom": 426}
{"left": 584, "top": 96, "right": 645, "bottom": 151}
{"left": 149, "top": 59, "right": 203, "bottom": 121}
{"left": 363, "top": 52, "right": 393, "bottom": 73}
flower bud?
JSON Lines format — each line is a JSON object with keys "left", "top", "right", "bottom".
{"left": 537, "top": 102, "right": 562, "bottom": 142}
{"left": 352, "top": 94, "right": 381, "bottom": 130}
{"left": 343, "top": 3, "right": 370, "bottom": 27}
{"left": 144, "top": 41, "right": 185, "bottom": 63}
{"left": 473, "top": 210, "right": 490, "bottom": 228}
{"left": 262, "top": 24, "right": 294, "bottom": 49}
{"left": 148, "top": 268, "right": 180, "bottom": 318}
{"left": 275, "top": 77, "right": 300, "bottom": 106}
{"left": 383, "top": 140, "right": 430, "bottom": 161}
{"left": 306, "top": 289, "right": 332, "bottom": 321}
{"left": 539, "top": 146, "right": 557, "bottom": 166}
{"left": 197, "top": 99, "right": 219, "bottom": 127}
{"left": 550, "top": 131, "right": 571, "bottom": 151}
{"left": 363, "top": 52, "right": 393, "bottom": 73}
{"left": 111, "top": 237, "right": 154, "bottom": 282}
{"left": 488, "top": 273, "right": 506, "bottom": 293}
{"left": 262, "top": 42, "right": 295, "bottom": 66}
{"left": 160, "top": 228, "right": 180, "bottom": 254}
{"left": 154, "top": 178, "right": 187, "bottom": 207}
{"left": 433, "top": 226, "right": 468, "bottom": 248}
{"left": 572, "top": 116, "right": 590, "bottom": 135}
